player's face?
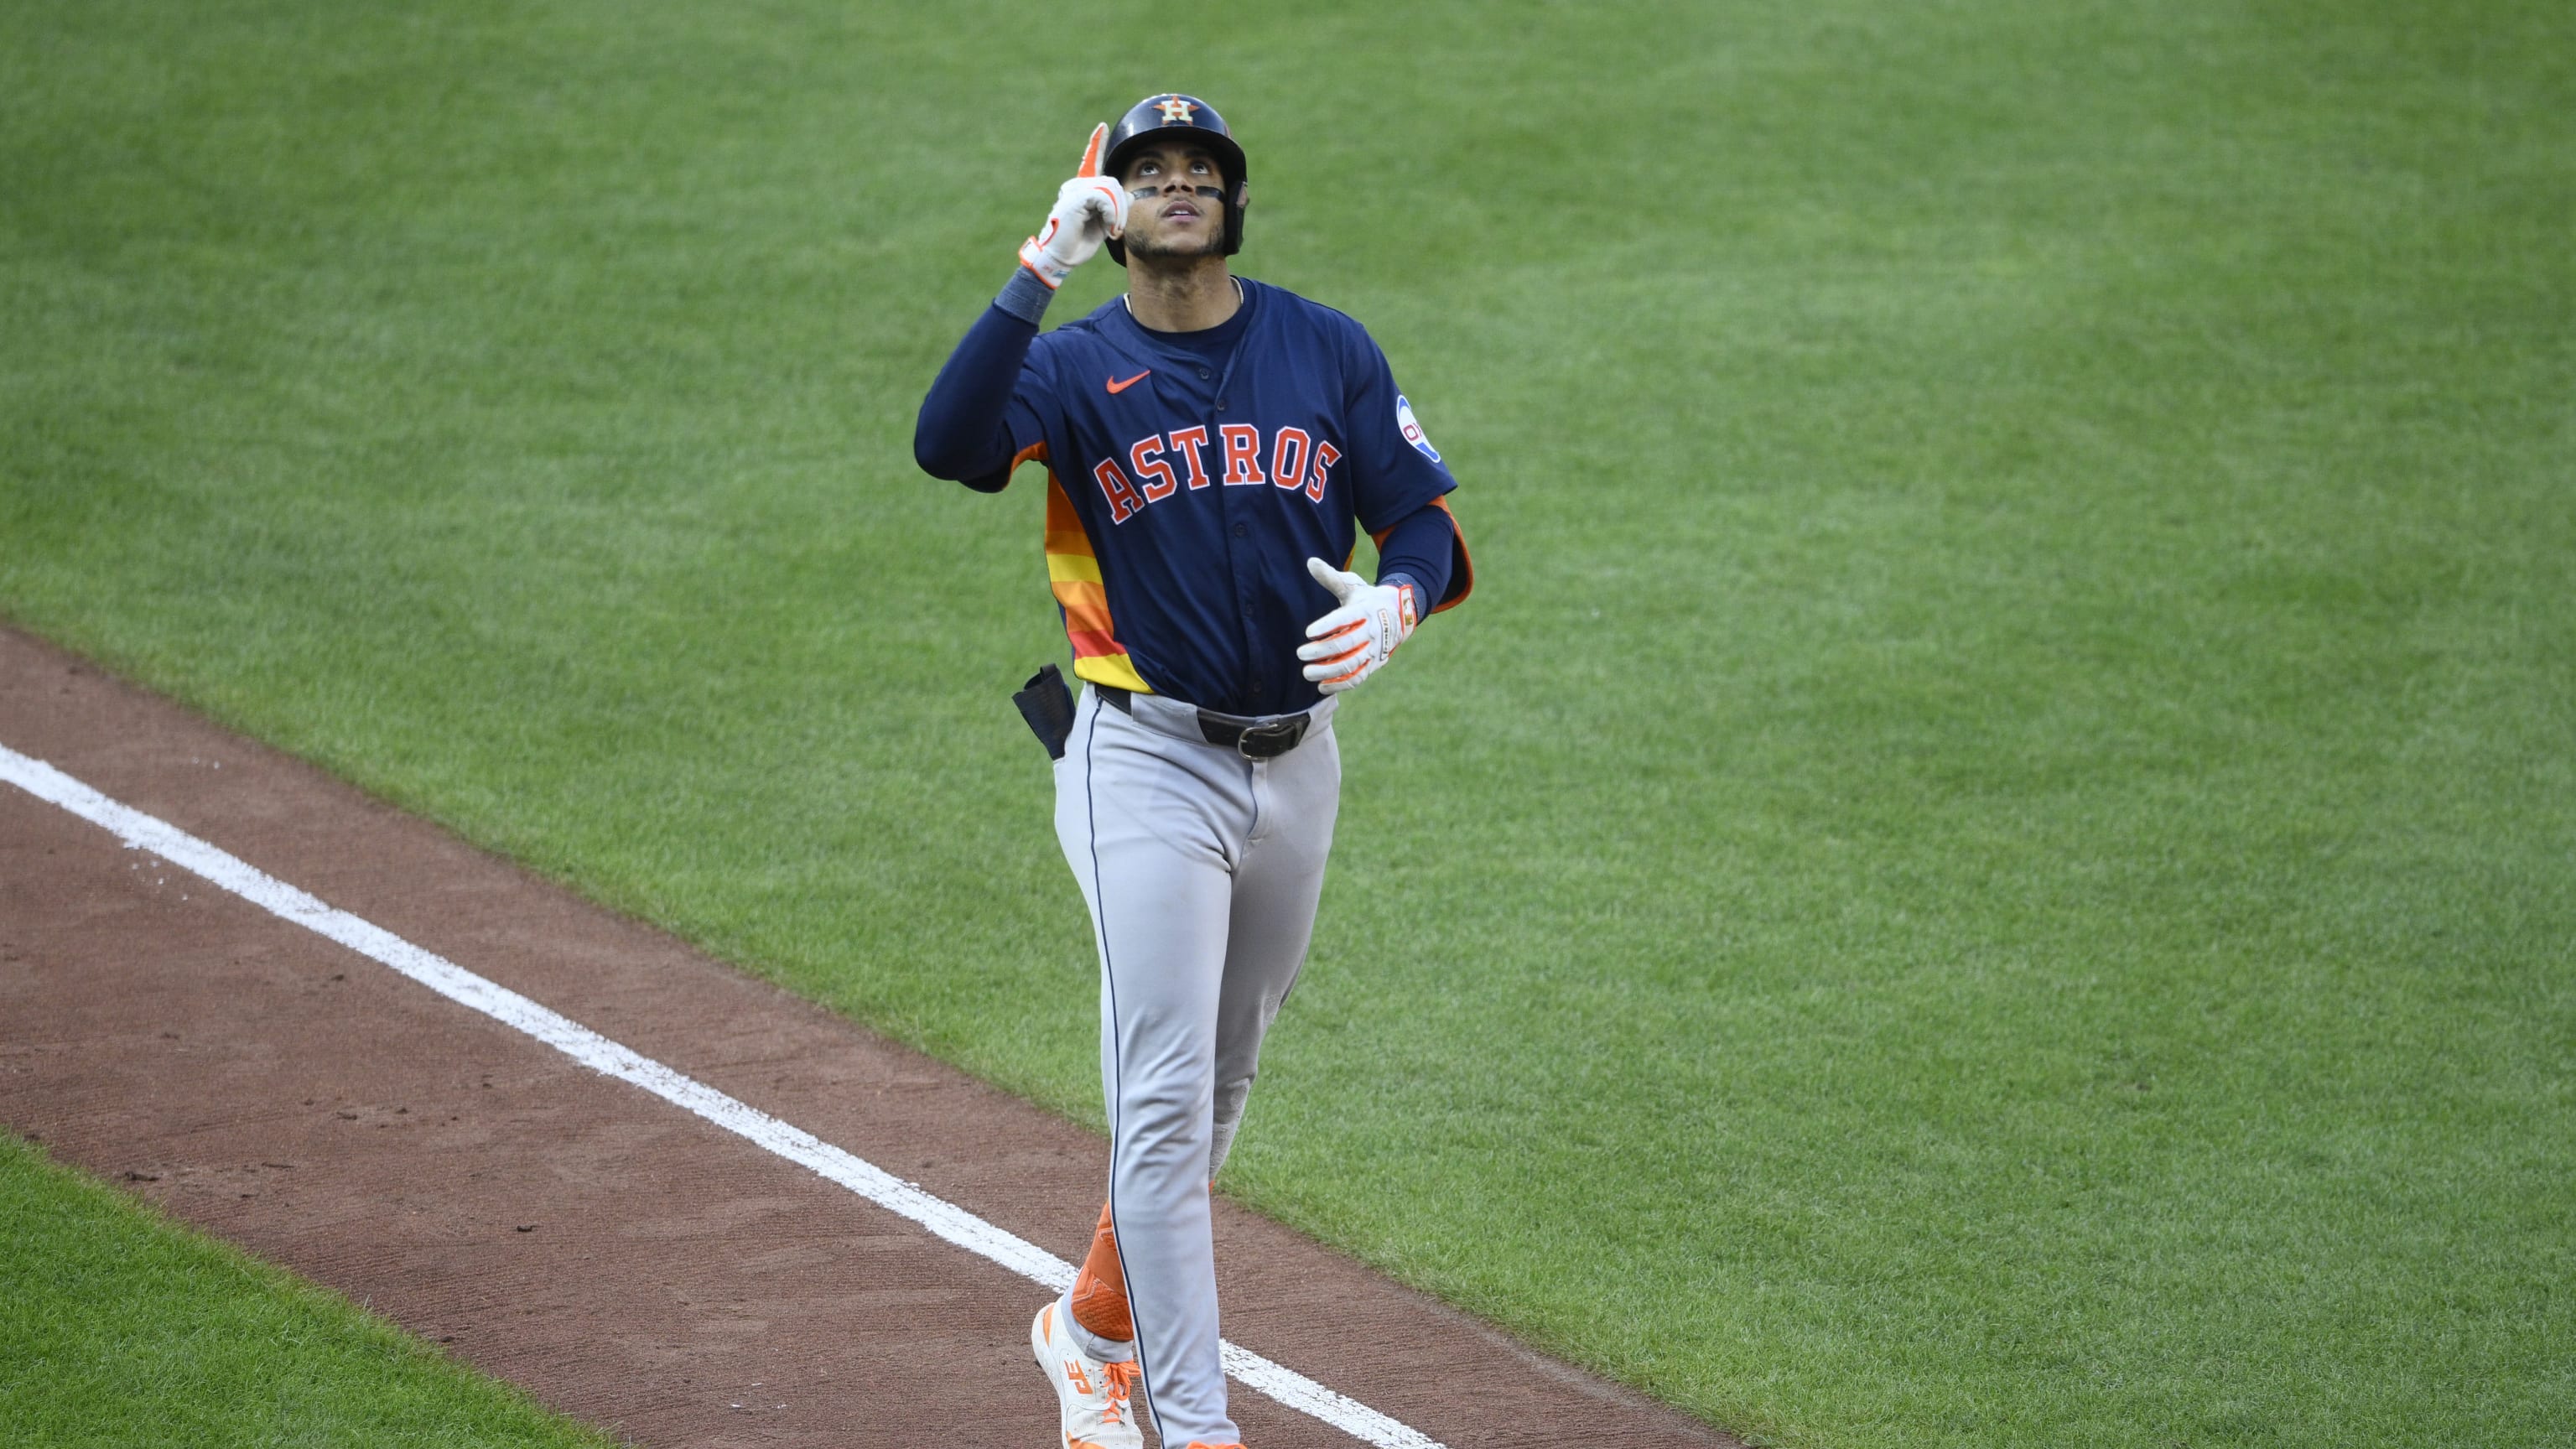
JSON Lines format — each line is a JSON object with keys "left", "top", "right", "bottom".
{"left": 1119, "top": 142, "right": 1228, "bottom": 258}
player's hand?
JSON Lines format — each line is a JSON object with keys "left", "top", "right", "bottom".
{"left": 1017, "top": 123, "right": 1128, "bottom": 291}
{"left": 1298, "top": 558, "right": 1419, "bottom": 694}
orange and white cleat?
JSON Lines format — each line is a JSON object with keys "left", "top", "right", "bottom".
{"left": 1032, "top": 1301, "right": 1145, "bottom": 1449}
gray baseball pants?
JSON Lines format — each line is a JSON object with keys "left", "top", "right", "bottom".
{"left": 1051, "top": 683, "right": 1342, "bottom": 1447}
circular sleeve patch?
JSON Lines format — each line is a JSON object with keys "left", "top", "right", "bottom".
{"left": 1395, "top": 393, "right": 1441, "bottom": 464}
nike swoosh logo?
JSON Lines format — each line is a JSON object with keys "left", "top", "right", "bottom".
{"left": 1105, "top": 371, "right": 1150, "bottom": 395}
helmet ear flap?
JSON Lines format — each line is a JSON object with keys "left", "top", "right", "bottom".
{"left": 1223, "top": 179, "right": 1249, "bottom": 256}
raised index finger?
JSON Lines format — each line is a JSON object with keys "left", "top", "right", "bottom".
{"left": 1075, "top": 122, "right": 1109, "bottom": 178}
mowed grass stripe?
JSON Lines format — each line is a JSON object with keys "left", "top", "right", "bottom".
{"left": 3, "top": 1, "right": 2570, "bottom": 1446}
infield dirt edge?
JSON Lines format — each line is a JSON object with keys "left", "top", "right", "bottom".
{"left": 0, "top": 621, "right": 1740, "bottom": 1449}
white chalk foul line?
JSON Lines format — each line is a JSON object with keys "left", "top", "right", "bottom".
{"left": 1, "top": 742, "right": 1441, "bottom": 1449}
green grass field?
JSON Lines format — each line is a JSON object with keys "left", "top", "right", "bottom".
{"left": 0, "top": 1136, "right": 615, "bottom": 1446}
{"left": 4, "top": 0, "right": 2571, "bottom": 1445}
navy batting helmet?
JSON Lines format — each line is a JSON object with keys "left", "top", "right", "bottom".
{"left": 1101, "top": 93, "right": 1247, "bottom": 265}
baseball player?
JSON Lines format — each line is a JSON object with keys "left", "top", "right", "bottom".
{"left": 913, "top": 93, "right": 1471, "bottom": 1449}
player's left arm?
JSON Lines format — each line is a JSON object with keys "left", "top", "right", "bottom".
{"left": 1372, "top": 496, "right": 1471, "bottom": 616}
{"left": 1298, "top": 499, "right": 1467, "bottom": 693}
{"left": 1343, "top": 325, "right": 1472, "bottom": 602}
{"left": 1296, "top": 330, "right": 1473, "bottom": 693}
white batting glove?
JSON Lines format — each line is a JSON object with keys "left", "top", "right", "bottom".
{"left": 1298, "top": 557, "right": 1420, "bottom": 694}
{"left": 1017, "top": 123, "right": 1127, "bottom": 291}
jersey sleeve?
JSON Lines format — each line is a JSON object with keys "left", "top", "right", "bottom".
{"left": 1004, "top": 350, "right": 1056, "bottom": 472}
{"left": 913, "top": 278, "right": 1067, "bottom": 491}
{"left": 1336, "top": 325, "right": 1457, "bottom": 533}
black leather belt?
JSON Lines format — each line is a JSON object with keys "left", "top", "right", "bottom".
{"left": 1098, "top": 686, "right": 1311, "bottom": 760}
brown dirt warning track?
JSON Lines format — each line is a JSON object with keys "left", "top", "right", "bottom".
{"left": 0, "top": 625, "right": 1738, "bottom": 1449}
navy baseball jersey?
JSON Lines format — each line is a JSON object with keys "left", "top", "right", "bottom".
{"left": 977, "top": 278, "right": 1466, "bottom": 716}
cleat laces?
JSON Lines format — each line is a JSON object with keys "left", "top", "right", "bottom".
{"left": 1100, "top": 1360, "right": 1140, "bottom": 1424}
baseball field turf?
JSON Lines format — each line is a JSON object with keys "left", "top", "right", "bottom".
{"left": 3, "top": 0, "right": 2570, "bottom": 1445}
{"left": 0, "top": 1135, "right": 615, "bottom": 1446}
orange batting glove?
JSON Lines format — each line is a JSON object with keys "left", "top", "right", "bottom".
{"left": 1297, "top": 558, "right": 1420, "bottom": 694}
{"left": 1018, "top": 123, "right": 1129, "bottom": 290}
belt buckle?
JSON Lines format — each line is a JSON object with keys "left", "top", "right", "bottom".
{"left": 1235, "top": 719, "right": 1301, "bottom": 761}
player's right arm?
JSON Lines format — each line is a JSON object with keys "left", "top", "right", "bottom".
{"left": 913, "top": 125, "right": 1124, "bottom": 491}
{"left": 912, "top": 288, "right": 1049, "bottom": 490}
